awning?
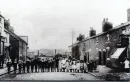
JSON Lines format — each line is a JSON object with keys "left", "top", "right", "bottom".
{"left": 111, "top": 47, "right": 126, "bottom": 59}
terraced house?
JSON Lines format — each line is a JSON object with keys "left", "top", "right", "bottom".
{"left": 70, "top": 9, "right": 130, "bottom": 69}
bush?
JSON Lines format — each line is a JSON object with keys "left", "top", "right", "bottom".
{"left": 104, "top": 73, "right": 120, "bottom": 81}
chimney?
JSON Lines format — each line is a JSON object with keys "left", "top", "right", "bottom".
{"left": 102, "top": 18, "right": 113, "bottom": 32}
{"left": 127, "top": 9, "right": 130, "bottom": 22}
{"left": 89, "top": 27, "right": 96, "bottom": 37}
{"left": 8, "top": 19, "right": 10, "bottom": 25}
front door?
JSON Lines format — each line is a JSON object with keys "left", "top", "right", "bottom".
{"left": 103, "top": 51, "right": 106, "bottom": 65}
{"left": 99, "top": 51, "right": 102, "bottom": 65}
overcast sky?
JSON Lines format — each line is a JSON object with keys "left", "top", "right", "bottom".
{"left": 0, "top": 0, "right": 130, "bottom": 50}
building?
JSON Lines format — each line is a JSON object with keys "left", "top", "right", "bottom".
{"left": 0, "top": 13, "right": 28, "bottom": 67}
{"left": 9, "top": 31, "right": 28, "bottom": 63}
{"left": 0, "top": 14, "right": 10, "bottom": 68}
{"left": 70, "top": 11, "right": 130, "bottom": 69}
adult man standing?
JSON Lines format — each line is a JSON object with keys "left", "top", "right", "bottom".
{"left": 56, "top": 58, "right": 59, "bottom": 72}
{"left": 41, "top": 59, "right": 45, "bottom": 72}
{"left": 31, "top": 59, "right": 34, "bottom": 73}
{"left": 6, "top": 59, "right": 11, "bottom": 74}
{"left": 45, "top": 58, "right": 48, "bottom": 72}
{"left": 18, "top": 60, "right": 23, "bottom": 73}
{"left": 26, "top": 59, "right": 30, "bottom": 73}
{"left": 13, "top": 59, "right": 17, "bottom": 74}
{"left": 22, "top": 61, "right": 26, "bottom": 73}
{"left": 34, "top": 58, "right": 38, "bottom": 72}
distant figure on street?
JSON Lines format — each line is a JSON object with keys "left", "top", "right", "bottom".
{"left": 61, "top": 58, "right": 66, "bottom": 72}
{"left": 66, "top": 60, "right": 69, "bottom": 72}
{"left": 13, "top": 59, "right": 17, "bottom": 74}
{"left": 83, "top": 62, "right": 88, "bottom": 73}
{"left": 87, "top": 62, "right": 90, "bottom": 72}
{"left": 48, "top": 60, "right": 51, "bottom": 72}
{"left": 56, "top": 58, "right": 59, "bottom": 72}
{"left": 6, "top": 59, "right": 11, "bottom": 74}
{"left": 22, "top": 61, "right": 26, "bottom": 73}
{"left": 41, "top": 59, "right": 45, "bottom": 72}
{"left": 31, "top": 59, "right": 34, "bottom": 73}
{"left": 72, "top": 60, "right": 76, "bottom": 72}
{"left": 93, "top": 61, "right": 97, "bottom": 71}
{"left": 69, "top": 60, "right": 73, "bottom": 72}
{"left": 52, "top": 59, "right": 56, "bottom": 72}
{"left": 58, "top": 58, "right": 62, "bottom": 72}
{"left": 37, "top": 58, "right": 41, "bottom": 72}
{"left": 45, "top": 58, "right": 48, "bottom": 72}
{"left": 18, "top": 60, "right": 23, "bottom": 73}
{"left": 34, "top": 58, "right": 38, "bottom": 72}
{"left": 89, "top": 60, "right": 93, "bottom": 72}
{"left": 124, "top": 58, "right": 130, "bottom": 72}
{"left": 80, "top": 60, "right": 84, "bottom": 73}
{"left": 50, "top": 59, "right": 53, "bottom": 72}
{"left": 26, "top": 59, "right": 30, "bottom": 73}
{"left": 76, "top": 60, "right": 80, "bottom": 73}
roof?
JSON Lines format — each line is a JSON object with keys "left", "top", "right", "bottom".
{"left": 0, "top": 14, "right": 5, "bottom": 19}
{"left": 0, "top": 13, "right": 28, "bottom": 45}
{"left": 5, "top": 29, "right": 28, "bottom": 45}
{"left": 69, "top": 21, "right": 130, "bottom": 47}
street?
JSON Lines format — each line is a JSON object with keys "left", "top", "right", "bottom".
{"left": 0, "top": 72, "right": 100, "bottom": 80}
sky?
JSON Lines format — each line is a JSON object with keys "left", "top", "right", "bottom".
{"left": 0, "top": 0, "right": 129, "bottom": 51}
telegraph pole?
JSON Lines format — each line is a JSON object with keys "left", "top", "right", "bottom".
{"left": 71, "top": 28, "right": 74, "bottom": 58}
{"left": 38, "top": 50, "right": 39, "bottom": 58}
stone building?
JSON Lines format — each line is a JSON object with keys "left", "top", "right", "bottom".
{"left": 70, "top": 11, "right": 130, "bottom": 68}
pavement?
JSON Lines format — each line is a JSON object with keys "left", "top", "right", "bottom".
{"left": 88, "top": 65, "right": 130, "bottom": 81}
{"left": 0, "top": 66, "right": 14, "bottom": 77}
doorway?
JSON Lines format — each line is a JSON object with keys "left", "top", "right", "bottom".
{"left": 103, "top": 51, "right": 106, "bottom": 65}
{"left": 99, "top": 51, "right": 102, "bottom": 65}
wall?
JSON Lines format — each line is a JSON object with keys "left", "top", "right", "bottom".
{"left": 9, "top": 35, "right": 19, "bottom": 63}
{"left": 0, "top": 17, "right": 5, "bottom": 37}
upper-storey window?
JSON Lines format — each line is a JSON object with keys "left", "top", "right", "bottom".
{"left": 107, "top": 34, "right": 110, "bottom": 41}
{"left": 84, "top": 42, "right": 86, "bottom": 46}
{"left": 96, "top": 38, "right": 98, "bottom": 44}
{"left": 0, "top": 18, "right": 1, "bottom": 23}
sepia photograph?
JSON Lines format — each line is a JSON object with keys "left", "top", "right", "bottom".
{"left": 0, "top": 0, "right": 130, "bottom": 81}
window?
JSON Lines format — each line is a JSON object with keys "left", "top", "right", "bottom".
{"left": 89, "top": 41, "right": 90, "bottom": 47}
{"left": 5, "top": 38, "right": 7, "bottom": 43}
{"left": 96, "top": 38, "right": 99, "bottom": 44}
{"left": 84, "top": 42, "right": 86, "bottom": 46}
{"left": 0, "top": 18, "right": 1, "bottom": 23}
{"left": 107, "top": 34, "right": 110, "bottom": 41}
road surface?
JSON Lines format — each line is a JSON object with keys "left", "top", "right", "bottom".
{"left": 0, "top": 72, "right": 100, "bottom": 80}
